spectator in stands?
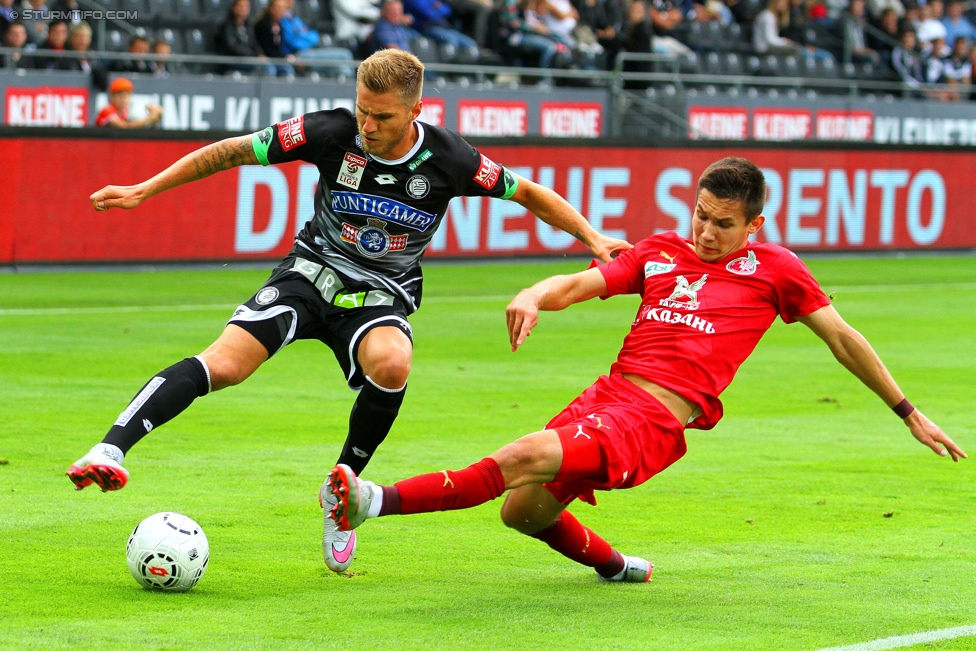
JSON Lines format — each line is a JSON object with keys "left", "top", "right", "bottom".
{"left": 783, "top": 0, "right": 838, "bottom": 58}
{"left": 255, "top": 0, "right": 298, "bottom": 77}
{"left": 0, "top": 0, "right": 15, "bottom": 39}
{"left": 2, "top": 20, "right": 35, "bottom": 68}
{"left": 48, "top": 0, "right": 88, "bottom": 29}
{"left": 968, "top": 37, "right": 976, "bottom": 98}
{"left": 32, "top": 19, "right": 68, "bottom": 69}
{"left": 685, "top": 0, "right": 734, "bottom": 25}
{"left": 648, "top": 0, "right": 693, "bottom": 54}
{"left": 21, "top": 0, "right": 51, "bottom": 45}
{"left": 902, "top": 0, "right": 921, "bottom": 33}
{"left": 402, "top": 0, "right": 479, "bottom": 53}
{"left": 924, "top": 35, "right": 961, "bottom": 98}
{"left": 149, "top": 38, "right": 177, "bottom": 77}
{"left": 868, "top": 6, "right": 900, "bottom": 64}
{"left": 56, "top": 21, "right": 99, "bottom": 74}
{"left": 368, "top": 0, "right": 422, "bottom": 53}
{"left": 528, "top": 0, "right": 603, "bottom": 67}
{"left": 942, "top": 34, "right": 972, "bottom": 85}
{"left": 754, "top": 0, "right": 832, "bottom": 59}
{"left": 942, "top": 0, "right": 976, "bottom": 50}
{"left": 620, "top": 0, "right": 653, "bottom": 87}
{"left": 216, "top": 0, "right": 283, "bottom": 76}
{"left": 726, "top": 0, "right": 762, "bottom": 24}
{"left": 573, "top": 0, "right": 624, "bottom": 69}
{"left": 753, "top": 0, "right": 798, "bottom": 52}
{"left": 842, "top": 0, "right": 881, "bottom": 62}
{"left": 916, "top": 0, "right": 947, "bottom": 53}
{"left": 822, "top": 0, "right": 849, "bottom": 23}
{"left": 442, "top": 0, "right": 492, "bottom": 48}
{"left": 331, "top": 0, "right": 381, "bottom": 50}
{"left": 96, "top": 77, "right": 163, "bottom": 128}
{"left": 866, "top": 0, "right": 902, "bottom": 21}
{"left": 279, "top": 0, "right": 355, "bottom": 76}
{"left": 491, "top": 0, "right": 571, "bottom": 74}
{"left": 891, "top": 26, "right": 951, "bottom": 97}
{"left": 111, "top": 35, "right": 152, "bottom": 74}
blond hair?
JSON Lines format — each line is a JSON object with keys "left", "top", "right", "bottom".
{"left": 69, "top": 22, "right": 92, "bottom": 40}
{"left": 356, "top": 49, "right": 425, "bottom": 106}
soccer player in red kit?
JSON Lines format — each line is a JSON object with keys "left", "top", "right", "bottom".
{"left": 324, "top": 156, "right": 966, "bottom": 581}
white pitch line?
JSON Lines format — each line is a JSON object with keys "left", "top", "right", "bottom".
{"left": 826, "top": 282, "right": 976, "bottom": 293}
{"left": 814, "top": 624, "right": 976, "bottom": 651}
{"left": 2, "top": 282, "right": 975, "bottom": 317}
{"left": 0, "top": 295, "right": 514, "bottom": 317}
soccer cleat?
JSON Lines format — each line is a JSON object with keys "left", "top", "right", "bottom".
{"left": 599, "top": 555, "right": 653, "bottom": 583}
{"left": 327, "top": 464, "right": 376, "bottom": 532}
{"left": 319, "top": 479, "right": 358, "bottom": 573}
{"left": 66, "top": 443, "right": 129, "bottom": 492}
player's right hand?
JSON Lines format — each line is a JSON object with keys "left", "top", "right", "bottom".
{"left": 906, "top": 409, "right": 967, "bottom": 461}
{"left": 91, "top": 185, "right": 144, "bottom": 211}
{"left": 506, "top": 290, "right": 543, "bottom": 352}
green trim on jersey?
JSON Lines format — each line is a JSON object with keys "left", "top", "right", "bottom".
{"left": 500, "top": 167, "right": 518, "bottom": 200}
{"left": 252, "top": 127, "right": 274, "bottom": 166}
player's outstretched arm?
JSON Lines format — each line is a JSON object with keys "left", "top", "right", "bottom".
{"left": 800, "top": 304, "right": 966, "bottom": 461}
{"left": 90, "top": 134, "right": 259, "bottom": 211}
{"left": 506, "top": 267, "right": 607, "bottom": 351}
{"left": 507, "top": 176, "right": 632, "bottom": 262}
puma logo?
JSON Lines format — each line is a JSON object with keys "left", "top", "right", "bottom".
{"left": 659, "top": 250, "right": 676, "bottom": 263}
{"left": 441, "top": 470, "right": 454, "bottom": 488}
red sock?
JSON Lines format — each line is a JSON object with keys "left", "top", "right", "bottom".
{"left": 530, "top": 511, "right": 624, "bottom": 576}
{"left": 388, "top": 457, "right": 506, "bottom": 515}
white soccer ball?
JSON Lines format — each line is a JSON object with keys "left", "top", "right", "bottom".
{"left": 125, "top": 512, "right": 210, "bottom": 592}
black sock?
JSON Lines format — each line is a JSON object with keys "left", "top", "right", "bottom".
{"left": 102, "top": 357, "right": 210, "bottom": 454}
{"left": 336, "top": 377, "right": 406, "bottom": 475}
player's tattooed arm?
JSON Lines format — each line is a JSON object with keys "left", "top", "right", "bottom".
{"left": 91, "top": 135, "right": 258, "bottom": 211}
{"left": 191, "top": 137, "right": 259, "bottom": 177}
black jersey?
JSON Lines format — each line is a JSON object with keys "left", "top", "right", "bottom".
{"left": 251, "top": 109, "right": 518, "bottom": 312}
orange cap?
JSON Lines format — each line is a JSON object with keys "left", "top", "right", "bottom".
{"left": 109, "top": 77, "right": 134, "bottom": 93}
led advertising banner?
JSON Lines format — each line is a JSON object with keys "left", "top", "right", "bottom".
{"left": 0, "top": 139, "right": 968, "bottom": 264}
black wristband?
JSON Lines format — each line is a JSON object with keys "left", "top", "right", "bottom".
{"left": 892, "top": 398, "right": 915, "bottom": 419}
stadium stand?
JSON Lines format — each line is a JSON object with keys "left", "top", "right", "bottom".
{"left": 1, "top": 0, "right": 971, "bottom": 103}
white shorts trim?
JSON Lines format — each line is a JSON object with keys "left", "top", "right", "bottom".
{"left": 228, "top": 304, "right": 299, "bottom": 355}
{"left": 346, "top": 316, "right": 412, "bottom": 388}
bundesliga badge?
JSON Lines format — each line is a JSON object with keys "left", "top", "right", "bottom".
{"left": 341, "top": 218, "right": 409, "bottom": 258}
{"left": 337, "top": 152, "right": 368, "bottom": 189}
{"left": 726, "top": 250, "right": 761, "bottom": 275}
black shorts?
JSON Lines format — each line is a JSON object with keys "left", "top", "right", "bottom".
{"left": 228, "top": 256, "right": 413, "bottom": 389}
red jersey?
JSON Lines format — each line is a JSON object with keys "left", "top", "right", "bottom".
{"left": 96, "top": 104, "right": 127, "bottom": 127}
{"left": 599, "top": 231, "right": 830, "bottom": 430}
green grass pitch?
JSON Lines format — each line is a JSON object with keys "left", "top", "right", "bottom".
{"left": 1, "top": 256, "right": 974, "bottom": 651}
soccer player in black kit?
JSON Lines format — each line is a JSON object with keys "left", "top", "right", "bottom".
{"left": 68, "top": 49, "right": 631, "bottom": 573}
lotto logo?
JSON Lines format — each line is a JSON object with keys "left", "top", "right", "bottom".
{"left": 473, "top": 154, "right": 501, "bottom": 190}
{"left": 277, "top": 115, "right": 306, "bottom": 151}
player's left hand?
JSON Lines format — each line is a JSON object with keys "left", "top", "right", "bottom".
{"left": 906, "top": 409, "right": 967, "bottom": 461}
{"left": 506, "top": 290, "right": 543, "bottom": 352}
{"left": 91, "top": 184, "right": 145, "bottom": 211}
{"left": 588, "top": 233, "right": 632, "bottom": 263}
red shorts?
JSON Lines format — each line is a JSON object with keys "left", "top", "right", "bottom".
{"left": 543, "top": 373, "right": 687, "bottom": 506}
